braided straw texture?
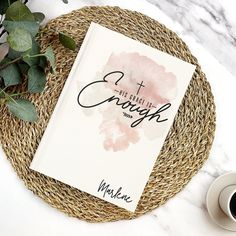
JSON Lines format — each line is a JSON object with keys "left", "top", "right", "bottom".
{"left": 0, "top": 6, "right": 216, "bottom": 222}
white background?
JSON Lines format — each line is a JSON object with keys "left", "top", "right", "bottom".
{"left": 1, "top": 0, "right": 236, "bottom": 235}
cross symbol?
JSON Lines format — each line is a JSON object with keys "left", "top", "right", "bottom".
{"left": 136, "top": 81, "right": 145, "bottom": 95}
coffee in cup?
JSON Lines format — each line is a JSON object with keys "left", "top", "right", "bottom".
{"left": 219, "top": 185, "right": 236, "bottom": 222}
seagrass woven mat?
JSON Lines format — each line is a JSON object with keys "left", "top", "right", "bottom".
{"left": 0, "top": 6, "right": 216, "bottom": 222}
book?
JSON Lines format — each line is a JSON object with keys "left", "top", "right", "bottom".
{"left": 30, "top": 22, "right": 196, "bottom": 212}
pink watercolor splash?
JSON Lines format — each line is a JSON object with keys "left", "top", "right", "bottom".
{"left": 102, "top": 52, "right": 177, "bottom": 104}
{"left": 99, "top": 109, "right": 140, "bottom": 152}
{"left": 81, "top": 52, "right": 177, "bottom": 152}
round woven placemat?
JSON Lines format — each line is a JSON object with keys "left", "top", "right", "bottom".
{"left": 0, "top": 6, "right": 216, "bottom": 222}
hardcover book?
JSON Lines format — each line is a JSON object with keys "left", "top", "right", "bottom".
{"left": 30, "top": 22, "right": 196, "bottom": 212}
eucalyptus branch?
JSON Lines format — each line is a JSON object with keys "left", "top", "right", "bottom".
{"left": 0, "top": 88, "right": 16, "bottom": 103}
{"left": 0, "top": 56, "right": 23, "bottom": 71}
{"left": 0, "top": 0, "right": 75, "bottom": 122}
{"left": 26, "top": 53, "right": 45, "bottom": 58}
{"left": 0, "top": 88, "right": 7, "bottom": 104}
{"left": 9, "top": 91, "right": 28, "bottom": 97}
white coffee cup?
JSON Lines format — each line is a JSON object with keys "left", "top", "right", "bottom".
{"left": 219, "top": 185, "right": 236, "bottom": 222}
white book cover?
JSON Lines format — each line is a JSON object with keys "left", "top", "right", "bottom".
{"left": 30, "top": 22, "right": 196, "bottom": 212}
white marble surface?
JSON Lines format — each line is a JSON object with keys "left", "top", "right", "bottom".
{"left": 147, "top": 0, "right": 236, "bottom": 78}
{"left": 1, "top": 0, "right": 236, "bottom": 235}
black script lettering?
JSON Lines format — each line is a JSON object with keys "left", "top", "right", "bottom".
{"left": 97, "top": 179, "right": 132, "bottom": 203}
{"left": 77, "top": 71, "right": 124, "bottom": 108}
{"left": 77, "top": 71, "right": 171, "bottom": 128}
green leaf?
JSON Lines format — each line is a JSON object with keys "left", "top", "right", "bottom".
{"left": 59, "top": 33, "right": 76, "bottom": 50}
{"left": 8, "top": 47, "right": 22, "bottom": 60}
{"left": 33, "top": 12, "right": 45, "bottom": 23}
{"left": 0, "top": 0, "right": 17, "bottom": 15}
{"left": 17, "top": 61, "right": 30, "bottom": 74}
{"left": 7, "top": 98, "right": 38, "bottom": 122}
{"left": 27, "top": 66, "right": 46, "bottom": 93}
{"left": 22, "top": 39, "right": 40, "bottom": 66}
{"left": 38, "top": 56, "right": 47, "bottom": 69}
{"left": 5, "top": 1, "right": 35, "bottom": 21}
{"left": 7, "top": 28, "right": 32, "bottom": 52}
{"left": 3, "top": 20, "right": 40, "bottom": 37}
{"left": 0, "top": 58, "right": 21, "bottom": 87}
{"left": 44, "top": 46, "right": 56, "bottom": 72}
